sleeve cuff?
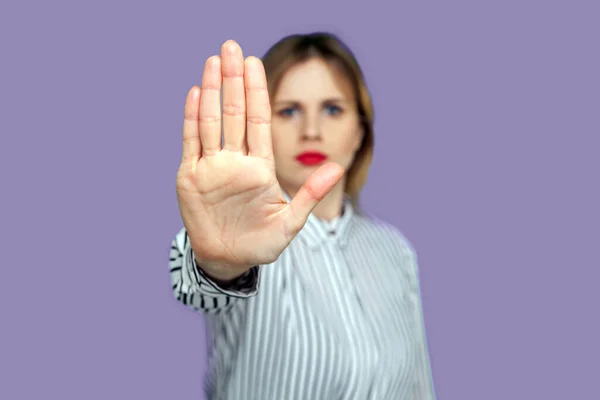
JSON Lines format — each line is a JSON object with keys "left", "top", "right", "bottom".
{"left": 187, "top": 246, "right": 260, "bottom": 299}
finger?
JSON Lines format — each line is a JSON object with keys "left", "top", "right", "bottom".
{"left": 221, "top": 40, "right": 246, "bottom": 152}
{"left": 286, "top": 162, "right": 345, "bottom": 231}
{"left": 181, "top": 86, "right": 201, "bottom": 162}
{"left": 245, "top": 56, "right": 273, "bottom": 160}
{"left": 199, "top": 56, "right": 222, "bottom": 156}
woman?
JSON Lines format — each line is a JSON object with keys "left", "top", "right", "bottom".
{"left": 169, "top": 32, "right": 436, "bottom": 400}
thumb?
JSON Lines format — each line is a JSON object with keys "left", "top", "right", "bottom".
{"left": 286, "top": 162, "right": 345, "bottom": 231}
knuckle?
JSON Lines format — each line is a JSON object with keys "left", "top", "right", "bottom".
{"left": 303, "top": 185, "right": 319, "bottom": 200}
{"left": 247, "top": 115, "right": 271, "bottom": 125}
{"left": 222, "top": 103, "right": 245, "bottom": 117}
{"left": 199, "top": 115, "right": 221, "bottom": 125}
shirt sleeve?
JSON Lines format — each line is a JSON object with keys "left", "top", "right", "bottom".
{"left": 406, "top": 250, "right": 437, "bottom": 400}
{"left": 169, "top": 227, "right": 261, "bottom": 315}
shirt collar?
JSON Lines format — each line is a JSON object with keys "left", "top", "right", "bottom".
{"left": 283, "top": 190, "right": 355, "bottom": 249}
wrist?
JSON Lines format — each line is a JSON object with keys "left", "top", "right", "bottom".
{"left": 192, "top": 254, "right": 251, "bottom": 282}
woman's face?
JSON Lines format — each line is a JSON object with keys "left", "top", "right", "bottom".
{"left": 271, "top": 57, "right": 363, "bottom": 196}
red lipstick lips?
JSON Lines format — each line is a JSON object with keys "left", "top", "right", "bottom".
{"left": 296, "top": 151, "right": 327, "bottom": 166}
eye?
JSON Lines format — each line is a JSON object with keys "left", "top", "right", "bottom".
{"left": 277, "top": 107, "right": 298, "bottom": 117}
{"left": 324, "top": 104, "right": 343, "bottom": 116}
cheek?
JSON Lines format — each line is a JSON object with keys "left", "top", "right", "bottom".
{"left": 351, "top": 128, "right": 363, "bottom": 152}
{"left": 344, "top": 130, "right": 360, "bottom": 151}
{"left": 271, "top": 124, "right": 293, "bottom": 159}
{"left": 337, "top": 123, "right": 362, "bottom": 153}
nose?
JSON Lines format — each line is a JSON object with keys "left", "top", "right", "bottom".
{"left": 301, "top": 113, "right": 322, "bottom": 141}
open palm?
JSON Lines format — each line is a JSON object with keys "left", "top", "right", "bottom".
{"left": 176, "top": 40, "right": 343, "bottom": 276}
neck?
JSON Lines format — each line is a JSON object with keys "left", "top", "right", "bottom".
{"left": 285, "top": 179, "right": 346, "bottom": 222}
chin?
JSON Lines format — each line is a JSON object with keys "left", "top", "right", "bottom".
{"left": 278, "top": 174, "right": 308, "bottom": 194}
{"left": 277, "top": 162, "right": 318, "bottom": 188}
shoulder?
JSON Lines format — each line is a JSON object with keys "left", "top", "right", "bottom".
{"left": 352, "top": 213, "right": 418, "bottom": 264}
{"left": 350, "top": 213, "right": 422, "bottom": 288}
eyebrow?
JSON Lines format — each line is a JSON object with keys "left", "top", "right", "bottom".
{"left": 274, "top": 97, "right": 351, "bottom": 106}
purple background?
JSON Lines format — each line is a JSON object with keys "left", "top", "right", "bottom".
{"left": 1, "top": 1, "right": 598, "bottom": 399}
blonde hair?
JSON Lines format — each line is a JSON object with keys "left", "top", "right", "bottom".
{"left": 261, "top": 32, "right": 375, "bottom": 211}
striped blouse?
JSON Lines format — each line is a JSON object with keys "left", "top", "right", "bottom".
{"left": 169, "top": 194, "right": 436, "bottom": 400}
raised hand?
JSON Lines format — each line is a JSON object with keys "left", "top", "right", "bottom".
{"left": 176, "top": 40, "right": 343, "bottom": 280}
